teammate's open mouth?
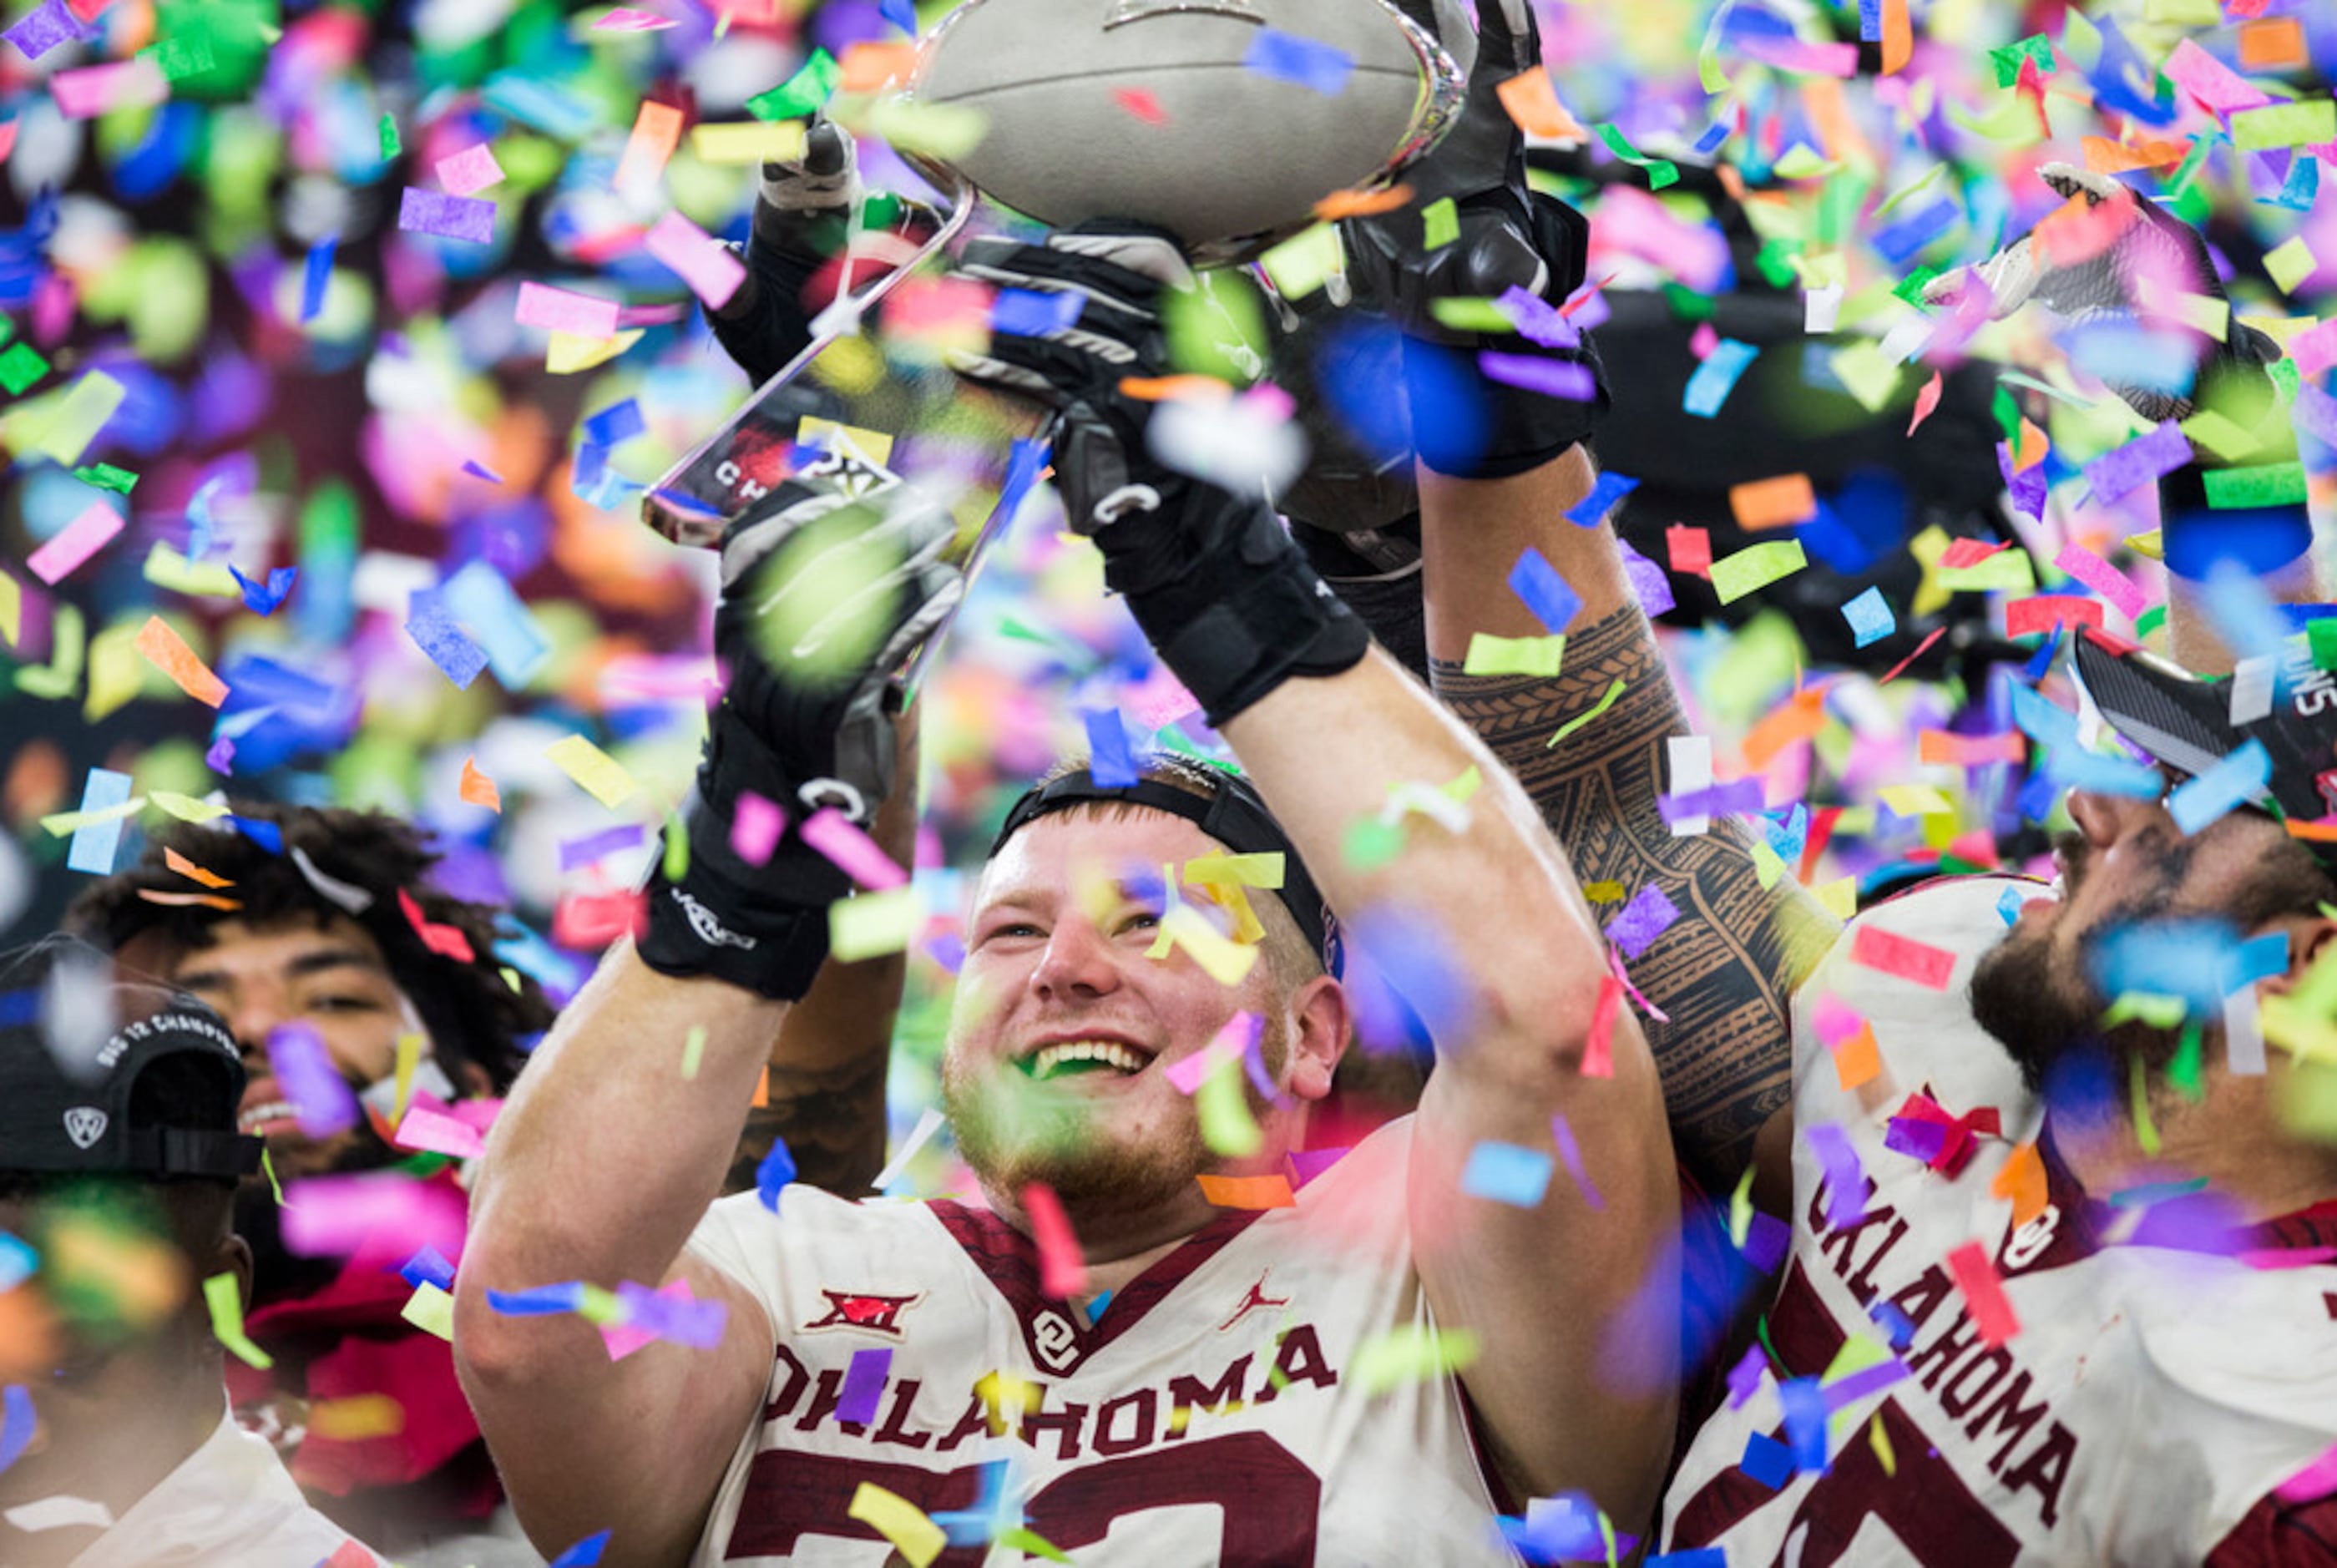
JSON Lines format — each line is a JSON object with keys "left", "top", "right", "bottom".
{"left": 1019, "top": 1040, "right": 1151, "bottom": 1082}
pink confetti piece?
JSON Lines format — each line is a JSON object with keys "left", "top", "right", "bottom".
{"left": 730, "top": 791, "right": 787, "bottom": 866}
{"left": 2293, "top": 318, "right": 2337, "bottom": 379}
{"left": 2052, "top": 543, "right": 2148, "bottom": 623}
{"left": 436, "top": 142, "right": 505, "bottom": 198}
{"left": 643, "top": 210, "right": 746, "bottom": 311}
{"left": 800, "top": 807, "right": 908, "bottom": 889}
{"left": 27, "top": 500, "right": 124, "bottom": 584}
{"left": 1021, "top": 1181, "right": 1089, "bottom": 1299}
{"left": 2275, "top": 1442, "right": 2337, "bottom": 1505}
{"left": 51, "top": 57, "right": 167, "bottom": 119}
{"left": 1850, "top": 924, "right": 1956, "bottom": 990}
{"left": 515, "top": 281, "right": 621, "bottom": 337}
{"left": 1165, "top": 1013, "right": 1259, "bottom": 1093}
{"left": 282, "top": 1172, "right": 469, "bottom": 1264}
{"left": 591, "top": 5, "right": 677, "bottom": 28}
{"left": 1944, "top": 1241, "right": 2020, "bottom": 1348}
{"left": 1809, "top": 994, "right": 1865, "bottom": 1047}
{"left": 392, "top": 1104, "right": 488, "bottom": 1161}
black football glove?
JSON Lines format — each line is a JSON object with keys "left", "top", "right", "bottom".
{"left": 1332, "top": 0, "right": 1606, "bottom": 479}
{"left": 949, "top": 225, "right": 1368, "bottom": 726}
{"left": 639, "top": 477, "right": 961, "bottom": 999}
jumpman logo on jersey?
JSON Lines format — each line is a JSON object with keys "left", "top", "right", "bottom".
{"left": 1218, "top": 1271, "right": 1291, "bottom": 1333}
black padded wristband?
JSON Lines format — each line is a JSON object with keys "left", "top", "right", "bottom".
{"left": 637, "top": 797, "right": 849, "bottom": 1002}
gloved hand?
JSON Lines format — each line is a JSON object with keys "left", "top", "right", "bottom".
{"left": 639, "top": 478, "right": 962, "bottom": 999}
{"left": 1333, "top": 0, "right": 1605, "bottom": 478}
{"left": 949, "top": 225, "right": 1369, "bottom": 726}
{"left": 706, "top": 116, "right": 939, "bottom": 386}
{"left": 1925, "top": 161, "right": 2302, "bottom": 578}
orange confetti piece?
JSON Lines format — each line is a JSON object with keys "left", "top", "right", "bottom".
{"left": 1728, "top": 473, "right": 1819, "bottom": 531}
{"left": 1800, "top": 78, "right": 1868, "bottom": 167}
{"left": 2285, "top": 819, "right": 2337, "bottom": 843}
{"left": 1494, "top": 68, "right": 1586, "bottom": 140}
{"left": 1990, "top": 1141, "right": 2048, "bottom": 1227}
{"left": 1918, "top": 730, "right": 2026, "bottom": 766}
{"left": 1743, "top": 687, "right": 1829, "bottom": 771}
{"left": 753, "top": 1065, "right": 770, "bottom": 1108}
{"left": 1313, "top": 183, "right": 1415, "bottom": 220}
{"left": 2236, "top": 18, "right": 2304, "bottom": 72}
{"left": 1195, "top": 1173, "right": 1297, "bottom": 1209}
{"left": 1832, "top": 1022, "right": 1881, "bottom": 1090}
{"left": 1907, "top": 370, "right": 1943, "bottom": 436}
{"left": 132, "top": 615, "right": 228, "bottom": 707}
{"left": 135, "top": 890, "right": 242, "bottom": 911}
{"left": 613, "top": 99, "right": 685, "bottom": 193}
{"left": 837, "top": 41, "right": 916, "bottom": 94}
{"left": 459, "top": 756, "right": 502, "bottom": 812}
{"left": 1118, "top": 374, "right": 1233, "bottom": 403}
{"left": 2014, "top": 417, "right": 2050, "bottom": 472}
{"left": 1879, "top": 0, "right": 1911, "bottom": 74}
{"left": 2081, "top": 135, "right": 2188, "bottom": 174}
{"left": 308, "top": 1394, "right": 406, "bottom": 1440}
{"left": 164, "top": 847, "right": 232, "bottom": 888}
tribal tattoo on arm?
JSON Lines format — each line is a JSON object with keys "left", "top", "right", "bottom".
{"left": 1432, "top": 604, "right": 1839, "bottom": 1191}
{"left": 722, "top": 1051, "right": 891, "bottom": 1198}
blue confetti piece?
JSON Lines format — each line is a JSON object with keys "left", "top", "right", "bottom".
{"left": 0, "top": 990, "right": 32, "bottom": 1027}
{"left": 487, "top": 1282, "right": 586, "bottom": 1316}
{"left": 549, "top": 1530, "right": 612, "bottom": 1568}
{"left": 0, "top": 1235, "right": 33, "bottom": 1293}
{"left": 1242, "top": 28, "right": 1354, "bottom": 95}
{"left": 1841, "top": 584, "right": 1894, "bottom": 649}
{"left": 2009, "top": 681, "right": 2079, "bottom": 749}
{"left": 2229, "top": 931, "right": 2289, "bottom": 992}
{"left": 1869, "top": 200, "right": 1957, "bottom": 266}
{"left": 1650, "top": 1552, "right": 1728, "bottom": 1568}
{"left": 1565, "top": 471, "right": 1638, "bottom": 528}
{"left": 2168, "top": 738, "right": 2270, "bottom": 837}
{"left": 1739, "top": 1430, "right": 1795, "bottom": 1490}
{"left": 878, "top": 0, "right": 917, "bottom": 32}
{"left": 0, "top": 1385, "right": 32, "bottom": 1475}
{"left": 300, "top": 235, "right": 336, "bottom": 324}
{"left": 1088, "top": 1288, "right": 1112, "bottom": 1319}
{"left": 406, "top": 592, "right": 489, "bottom": 690}
{"left": 757, "top": 1138, "right": 797, "bottom": 1211}
{"left": 2020, "top": 627, "right": 2060, "bottom": 685}
{"left": 1692, "top": 114, "right": 1733, "bottom": 156}
{"left": 227, "top": 815, "right": 284, "bottom": 853}
{"left": 398, "top": 1246, "right": 457, "bottom": 1291}
{"left": 989, "top": 287, "right": 1085, "bottom": 338}
{"left": 229, "top": 564, "right": 297, "bottom": 617}
{"left": 1869, "top": 1299, "right": 1917, "bottom": 1350}
{"left": 1506, "top": 546, "right": 1582, "bottom": 632}
{"left": 441, "top": 559, "right": 552, "bottom": 688}
{"left": 2091, "top": 915, "right": 2244, "bottom": 1016}
{"left": 1996, "top": 885, "right": 2027, "bottom": 926}
{"left": 185, "top": 475, "right": 223, "bottom": 559}
{"left": 1081, "top": 707, "right": 1140, "bottom": 787}
{"left": 1683, "top": 339, "right": 1758, "bottom": 417}
{"left": 581, "top": 398, "right": 645, "bottom": 448}
{"left": 1763, "top": 804, "right": 1808, "bottom": 868}
{"left": 1461, "top": 1141, "right": 1555, "bottom": 1206}
{"left": 66, "top": 768, "right": 134, "bottom": 874}
{"left": 1778, "top": 1376, "right": 1831, "bottom": 1473}
{"left": 1856, "top": 0, "right": 1882, "bottom": 39}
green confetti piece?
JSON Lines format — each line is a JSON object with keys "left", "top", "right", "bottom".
{"left": 2103, "top": 992, "right": 2188, "bottom": 1029}
{"left": 1257, "top": 222, "right": 1344, "bottom": 301}
{"left": 1196, "top": 1054, "right": 1262, "bottom": 1157}
{"left": 2203, "top": 463, "right": 2305, "bottom": 509}
{"left": 1429, "top": 296, "right": 1511, "bottom": 334}
{"left": 663, "top": 809, "right": 690, "bottom": 883}
{"left": 380, "top": 114, "right": 401, "bottom": 160}
{"left": 1937, "top": 549, "right": 2036, "bottom": 593}
{"left": 1594, "top": 124, "right": 1678, "bottom": 190}
{"left": 2231, "top": 99, "right": 2334, "bottom": 152}
{"left": 996, "top": 1530, "right": 1075, "bottom": 1565}
{"left": 1988, "top": 34, "right": 2056, "bottom": 88}
{"left": 1892, "top": 265, "right": 1943, "bottom": 306}
{"left": 1350, "top": 1325, "right": 1482, "bottom": 1394}
{"left": 1547, "top": 677, "right": 1628, "bottom": 746}
{"left": 2167, "top": 134, "right": 2215, "bottom": 199}
{"left": 1710, "top": 539, "right": 1811, "bottom": 604}
{"left": 680, "top": 1024, "right": 706, "bottom": 1080}
{"left": 2307, "top": 617, "right": 2337, "bottom": 674}
{"left": 1660, "top": 281, "right": 1717, "bottom": 322}
{"left": 261, "top": 1147, "right": 284, "bottom": 1205}
{"left": 2168, "top": 1022, "right": 2204, "bottom": 1101}
{"left": 2269, "top": 357, "right": 2300, "bottom": 403}
{"left": 831, "top": 887, "right": 919, "bottom": 961}
{"left": 1991, "top": 386, "right": 2022, "bottom": 443}
{"left": 1462, "top": 632, "right": 1565, "bottom": 677}
{"left": 2136, "top": 603, "right": 2168, "bottom": 640}
{"left": 1420, "top": 196, "right": 1459, "bottom": 250}
{"left": 2128, "top": 1051, "right": 2161, "bottom": 1156}
{"left": 1342, "top": 815, "right": 1405, "bottom": 870}
{"left": 73, "top": 463, "right": 138, "bottom": 494}
{"left": 141, "top": 29, "right": 215, "bottom": 82}
{"left": 204, "top": 1272, "right": 275, "bottom": 1369}
{"left": 747, "top": 48, "right": 842, "bottom": 120}
{"left": 574, "top": 1283, "right": 625, "bottom": 1325}
{"left": 1755, "top": 239, "right": 1803, "bottom": 291}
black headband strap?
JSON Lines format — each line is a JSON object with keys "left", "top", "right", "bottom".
{"left": 992, "top": 770, "right": 1339, "bottom": 975}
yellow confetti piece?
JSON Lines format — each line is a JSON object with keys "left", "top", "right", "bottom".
{"left": 2136, "top": 276, "right": 2228, "bottom": 341}
{"left": 857, "top": 97, "right": 988, "bottom": 161}
{"left": 1547, "top": 678, "right": 1627, "bottom": 746}
{"left": 0, "top": 572, "right": 18, "bottom": 646}
{"left": 1936, "top": 549, "right": 2036, "bottom": 593}
{"left": 797, "top": 416, "right": 896, "bottom": 468}
{"left": 84, "top": 618, "right": 140, "bottom": 721}
{"left": 2125, "top": 529, "right": 2163, "bottom": 563}
{"left": 140, "top": 544, "right": 241, "bottom": 598}
{"left": 149, "top": 791, "right": 230, "bottom": 822}
{"left": 1581, "top": 880, "right": 1626, "bottom": 903}
{"left": 1180, "top": 851, "right": 1285, "bottom": 889}
{"left": 1257, "top": 223, "right": 1343, "bottom": 300}
{"left": 401, "top": 1282, "right": 455, "bottom": 1341}
{"left": 1749, "top": 838, "right": 1788, "bottom": 889}
{"left": 2179, "top": 410, "right": 2261, "bottom": 463}
{"left": 203, "top": 1272, "right": 274, "bottom": 1369}
{"left": 544, "top": 734, "right": 637, "bottom": 809}
{"left": 847, "top": 1483, "right": 947, "bottom": 1567}
{"left": 1196, "top": 1053, "right": 1263, "bottom": 1156}
{"left": 1876, "top": 783, "right": 1954, "bottom": 818}
{"left": 1350, "top": 1325, "right": 1481, "bottom": 1395}
{"left": 1869, "top": 1409, "right": 1896, "bottom": 1475}
{"left": 2264, "top": 236, "right": 2317, "bottom": 296}
{"left": 308, "top": 1393, "right": 405, "bottom": 1440}
{"left": 1153, "top": 903, "right": 1260, "bottom": 986}
{"left": 392, "top": 1032, "right": 425, "bottom": 1125}
{"left": 1463, "top": 632, "right": 1566, "bottom": 678}
{"left": 1829, "top": 341, "right": 1901, "bottom": 413}
{"left": 1711, "top": 540, "right": 1809, "bottom": 605}
{"left": 1814, "top": 878, "right": 1858, "bottom": 921}
{"left": 40, "top": 797, "right": 148, "bottom": 837}
{"left": 546, "top": 327, "right": 643, "bottom": 374}
{"left": 830, "top": 887, "right": 920, "bottom": 961}
{"left": 690, "top": 119, "right": 809, "bottom": 164}
{"left": 9, "top": 371, "right": 126, "bottom": 467}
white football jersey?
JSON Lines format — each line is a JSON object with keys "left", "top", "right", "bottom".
{"left": 1662, "top": 877, "right": 2337, "bottom": 1566}
{"left": 685, "top": 1116, "right": 1519, "bottom": 1565}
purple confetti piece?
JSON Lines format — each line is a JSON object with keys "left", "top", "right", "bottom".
{"left": 2294, "top": 383, "right": 2337, "bottom": 449}
{"left": 1657, "top": 778, "right": 1767, "bottom": 827}
{"left": 1242, "top": 28, "right": 1353, "bottom": 94}
{"left": 1602, "top": 883, "right": 1679, "bottom": 961}
{"left": 1550, "top": 1110, "right": 1606, "bottom": 1210}
{"left": 399, "top": 1246, "right": 457, "bottom": 1291}
{"left": 205, "top": 735, "right": 236, "bottom": 775}
{"left": 405, "top": 593, "right": 488, "bottom": 690}
{"left": 1616, "top": 539, "right": 1674, "bottom": 617}
{"left": 559, "top": 823, "right": 647, "bottom": 872}
{"left": 1496, "top": 286, "right": 1581, "bottom": 348}
{"left": 0, "top": 1384, "right": 34, "bottom": 1474}
{"left": 836, "top": 1347, "right": 891, "bottom": 1426}
{"left": 990, "top": 287, "right": 1085, "bottom": 337}
{"left": 1884, "top": 1114, "right": 1948, "bottom": 1165}
{"left": 463, "top": 459, "right": 505, "bottom": 483}
{"left": 1081, "top": 707, "right": 1140, "bottom": 787}
{"left": 614, "top": 1280, "right": 728, "bottom": 1349}
{"left": 1869, "top": 1300, "right": 1916, "bottom": 1349}
{"left": 1479, "top": 351, "right": 1597, "bottom": 402}
{"left": 1741, "top": 1210, "right": 1790, "bottom": 1272}
{"left": 1998, "top": 441, "right": 2047, "bottom": 522}
{"left": 924, "top": 933, "right": 966, "bottom": 974}
{"left": 2084, "top": 419, "right": 2192, "bottom": 504}
{"left": 1822, "top": 1355, "right": 1910, "bottom": 1409}
{"left": 397, "top": 187, "right": 496, "bottom": 244}
{"left": 266, "top": 1022, "right": 361, "bottom": 1138}
{"left": 4, "top": 0, "right": 81, "bottom": 61}
{"left": 1806, "top": 1123, "right": 1867, "bottom": 1228}
{"left": 1506, "top": 545, "right": 1582, "bottom": 632}
{"left": 1285, "top": 1146, "right": 1348, "bottom": 1189}
{"left": 1725, "top": 1343, "right": 1767, "bottom": 1408}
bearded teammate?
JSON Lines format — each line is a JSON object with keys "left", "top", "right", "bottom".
{"left": 1349, "top": 12, "right": 2337, "bottom": 1555}
{"left": 452, "top": 114, "right": 1681, "bottom": 1568}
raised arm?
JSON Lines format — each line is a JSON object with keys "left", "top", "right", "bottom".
{"left": 457, "top": 488, "right": 960, "bottom": 1566}
{"left": 954, "top": 228, "right": 1678, "bottom": 1531}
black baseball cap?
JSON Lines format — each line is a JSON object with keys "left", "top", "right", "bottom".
{"left": 0, "top": 936, "right": 264, "bottom": 1182}
{"left": 993, "top": 767, "right": 1343, "bottom": 977}
{"left": 2071, "top": 632, "right": 2337, "bottom": 834}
